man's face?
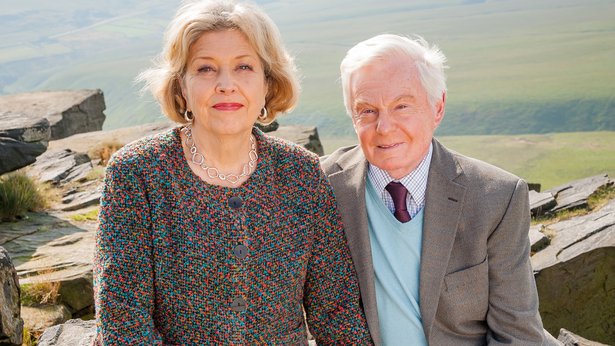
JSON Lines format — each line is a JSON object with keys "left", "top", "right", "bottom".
{"left": 349, "top": 54, "right": 445, "bottom": 179}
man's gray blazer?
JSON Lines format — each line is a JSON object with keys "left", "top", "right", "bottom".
{"left": 320, "top": 138, "right": 545, "bottom": 345}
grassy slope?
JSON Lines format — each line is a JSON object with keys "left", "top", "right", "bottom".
{"left": 1, "top": 0, "right": 614, "bottom": 135}
{"left": 270, "top": 0, "right": 615, "bottom": 135}
{"left": 321, "top": 131, "right": 615, "bottom": 190}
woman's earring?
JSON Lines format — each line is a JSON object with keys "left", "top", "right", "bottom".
{"left": 184, "top": 110, "right": 194, "bottom": 123}
{"left": 258, "top": 107, "right": 268, "bottom": 121}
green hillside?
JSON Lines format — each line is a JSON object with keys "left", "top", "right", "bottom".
{"left": 321, "top": 131, "right": 615, "bottom": 190}
{"left": 1, "top": 0, "right": 614, "bottom": 136}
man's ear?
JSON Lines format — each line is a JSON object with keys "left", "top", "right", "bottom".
{"left": 434, "top": 92, "right": 446, "bottom": 127}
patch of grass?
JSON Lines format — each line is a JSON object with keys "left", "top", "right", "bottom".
{"left": 438, "top": 132, "right": 615, "bottom": 190}
{"left": 533, "top": 208, "right": 590, "bottom": 226}
{"left": 0, "top": 172, "right": 46, "bottom": 222}
{"left": 85, "top": 166, "right": 106, "bottom": 181}
{"left": 588, "top": 184, "right": 615, "bottom": 210}
{"left": 69, "top": 208, "right": 99, "bottom": 222}
{"left": 20, "top": 281, "right": 61, "bottom": 307}
{"left": 22, "top": 326, "right": 37, "bottom": 346}
{"left": 89, "top": 141, "right": 125, "bottom": 166}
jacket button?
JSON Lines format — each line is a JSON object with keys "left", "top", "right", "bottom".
{"left": 234, "top": 244, "right": 248, "bottom": 259}
{"left": 231, "top": 297, "right": 247, "bottom": 312}
{"left": 229, "top": 196, "right": 243, "bottom": 209}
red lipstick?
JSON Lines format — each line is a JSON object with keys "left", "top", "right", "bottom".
{"left": 213, "top": 103, "right": 243, "bottom": 111}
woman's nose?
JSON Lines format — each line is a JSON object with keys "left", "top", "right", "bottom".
{"left": 215, "top": 70, "right": 237, "bottom": 93}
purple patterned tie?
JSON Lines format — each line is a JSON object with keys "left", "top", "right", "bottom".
{"left": 385, "top": 182, "right": 411, "bottom": 223}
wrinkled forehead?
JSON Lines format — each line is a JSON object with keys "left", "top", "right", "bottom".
{"left": 348, "top": 55, "right": 420, "bottom": 93}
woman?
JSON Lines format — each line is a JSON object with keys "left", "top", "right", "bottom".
{"left": 93, "top": 0, "right": 372, "bottom": 344}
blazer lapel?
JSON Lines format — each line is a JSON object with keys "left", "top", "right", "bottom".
{"left": 419, "top": 139, "right": 466, "bottom": 341}
{"left": 327, "top": 147, "right": 382, "bottom": 345}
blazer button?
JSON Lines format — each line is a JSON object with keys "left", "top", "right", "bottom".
{"left": 229, "top": 196, "right": 243, "bottom": 209}
{"left": 231, "top": 297, "right": 247, "bottom": 312}
{"left": 234, "top": 244, "right": 249, "bottom": 259}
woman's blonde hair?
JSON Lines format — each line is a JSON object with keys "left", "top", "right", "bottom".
{"left": 137, "top": 0, "right": 299, "bottom": 124}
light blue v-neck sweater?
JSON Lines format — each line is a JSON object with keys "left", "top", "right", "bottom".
{"left": 366, "top": 179, "right": 427, "bottom": 346}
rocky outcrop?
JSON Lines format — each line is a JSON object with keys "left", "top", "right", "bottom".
{"left": 37, "top": 319, "right": 96, "bottom": 346}
{"left": 545, "top": 174, "right": 612, "bottom": 214}
{"left": 15, "top": 231, "right": 95, "bottom": 318}
{"left": 0, "top": 246, "right": 23, "bottom": 346}
{"left": 48, "top": 120, "right": 324, "bottom": 156}
{"left": 532, "top": 199, "right": 615, "bottom": 344}
{"left": 60, "top": 188, "right": 102, "bottom": 212}
{"left": 0, "top": 112, "right": 50, "bottom": 174}
{"left": 0, "top": 90, "right": 106, "bottom": 141}
{"left": 529, "top": 190, "right": 557, "bottom": 217}
{"left": 0, "top": 212, "right": 96, "bottom": 336}
{"left": 27, "top": 149, "right": 93, "bottom": 185}
{"left": 21, "top": 305, "right": 72, "bottom": 335}
{"left": 269, "top": 125, "right": 324, "bottom": 156}
{"left": 557, "top": 328, "right": 610, "bottom": 346}
{"left": 529, "top": 224, "right": 549, "bottom": 253}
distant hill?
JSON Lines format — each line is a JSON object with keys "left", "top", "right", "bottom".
{"left": 1, "top": 0, "right": 614, "bottom": 136}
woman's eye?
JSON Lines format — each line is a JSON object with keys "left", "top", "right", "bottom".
{"left": 197, "top": 66, "right": 214, "bottom": 73}
{"left": 237, "top": 64, "right": 253, "bottom": 71}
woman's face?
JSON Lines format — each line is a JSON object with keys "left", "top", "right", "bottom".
{"left": 181, "top": 29, "right": 268, "bottom": 137}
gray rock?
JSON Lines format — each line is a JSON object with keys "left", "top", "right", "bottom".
{"left": 255, "top": 120, "right": 280, "bottom": 133}
{"left": 529, "top": 190, "right": 557, "bottom": 217}
{"left": 557, "top": 328, "right": 610, "bottom": 346}
{"left": 21, "top": 305, "right": 72, "bottom": 335}
{"left": 0, "top": 90, "right": 106, "bottom": 141}
{"left": 0, "top": 246, "right": 23, "bottom": 346}
{"left": 47, "top": 121, "right": 175, "bottom": 155}
{"left": 546, "top": 174, "right": 611, "bottom": 213}
{"left": 27, "top": 149, "right": 93, "bottom": 185}
{"left": 0, "top": 112, "right": 51, "bottom": 143}
{"left": 528, "top": 182, "right": 542, "bottom": 192}
{"left": 0, "top": 213, "right": 88, "bottom": 267}
{"left": 532, "top": 199, "right": 615, "bottom": 344}
{"left": 60, "top": 190, "right": 102, "bottom": 212}
{"left": 529, "top": 224, "right": 550, "bottom": 253}
{"left": 38, "top": 319, "right": 96, "bottom": 346}
{"left": 269, "top": 125, "right": 324, "bottom": 156}
{"left": 16, "top": 229, "right": 95, "bottom": 317}
{"left": 0, "top": 112, "right": 50, "bottom": 174}
{"left": 48, "top": 121, "right": 325, "bottom": 157}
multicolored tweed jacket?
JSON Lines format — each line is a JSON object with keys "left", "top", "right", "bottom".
{"left": 94, "top": 126, "right": 373, "bottom": 345}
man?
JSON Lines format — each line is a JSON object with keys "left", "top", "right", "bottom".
{"left": 321, "top": 34, "right": 549, "bottom": 345}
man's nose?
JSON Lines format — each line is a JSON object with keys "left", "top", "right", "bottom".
{"left": 376, "top": 110, "right": 395, "bottom": 134}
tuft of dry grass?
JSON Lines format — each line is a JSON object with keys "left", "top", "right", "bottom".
{"left": 588, "top": 184, "right": 615, "bottom": 210}
{"left": 22, "top": 325, "right": 36, "bottom": 346}
{"left": 89, "top": 141, "right": 124, "bottom": 166}
{"left": 20, "top": 280, "right": 61, "bottom": 307}
{"left": 0, "top": 172, "right": 47, "bottom": 222}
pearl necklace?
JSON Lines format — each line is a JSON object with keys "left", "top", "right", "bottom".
{"left": 182, "top": 125, "right": 258, "bottom": 185}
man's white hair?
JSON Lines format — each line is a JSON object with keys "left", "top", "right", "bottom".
{"left": 340, "top": 34, "right": 448, "bottom": 116}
